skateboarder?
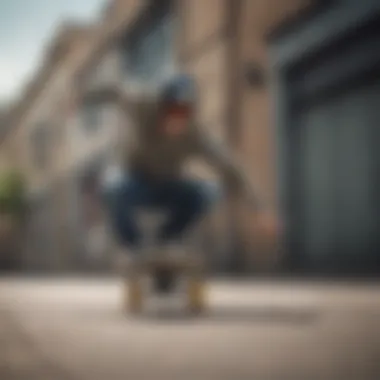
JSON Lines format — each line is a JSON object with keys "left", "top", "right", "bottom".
{"left": 101, "top": 74, "right": 277, "bottom": 273}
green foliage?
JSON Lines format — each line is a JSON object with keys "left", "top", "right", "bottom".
{"left": 0, "top": 170, "right": 27, "bottom": 217}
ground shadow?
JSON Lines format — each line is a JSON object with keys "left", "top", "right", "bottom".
{"left": 122, "top": 305, "right": 323, "bottom": 326}
{"left": 206, "top": 305, "right": 321, "bottom": 324}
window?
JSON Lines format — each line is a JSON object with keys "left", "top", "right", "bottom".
{"left": 80, "top": 163, "right": 104, "bottom": 228}
{"left": 30, "top": 124, "right": 49, "bottom": 169}
{"left": 81, "top": 101, "right": 106, "bottom": 133}
{"left": 86, "top": 50, "right": 119, "bottom": 92}
{"left": 122, "top": 1, "right": 175, "bottom": 86}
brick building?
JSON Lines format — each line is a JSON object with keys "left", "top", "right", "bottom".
{"left": 1, "top": 0, "right": 379, "bottom": 275}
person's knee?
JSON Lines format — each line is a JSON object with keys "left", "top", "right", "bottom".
{"left": 101, "top": 175, "right": 134, "bottom": 211}
{"left": 101, "top": 180, "right": 123, "bottom": 208}
{"left": 200, "top": 181, "right": 223, "bottom": 210}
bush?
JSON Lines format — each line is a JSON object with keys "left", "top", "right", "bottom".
{"left": 0, "top": 170, "right": 27, "bottom": 218}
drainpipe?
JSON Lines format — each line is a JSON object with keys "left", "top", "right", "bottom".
{"left": 225, "top": 0, "right": 245, "bottom": 273}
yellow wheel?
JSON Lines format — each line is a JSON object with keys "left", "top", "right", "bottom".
{"left": 187, "top": 275, "right": 206, "bottom": 314}
{"left": 125, "top": 276, "right": 143, "bottom": 314}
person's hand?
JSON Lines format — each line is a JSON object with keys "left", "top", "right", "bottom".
{"left": 255, "top": 209, "right": 282, "bottom": 239}
{"left": 255, "top": 209, "right": 282, "bottom": 268}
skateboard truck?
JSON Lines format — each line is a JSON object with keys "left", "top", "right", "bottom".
{"left": 153, "top": 267, "right": 176, "bottom": 293}
{"left": 123, "top": 254, "right": 206, "bottom": 315}
{"left": 121, "top": 210, "right": 207, "bottom": 315}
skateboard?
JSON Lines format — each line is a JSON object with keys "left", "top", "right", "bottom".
{"left": 123, "top": 255, "right": 207, "bottom": 315}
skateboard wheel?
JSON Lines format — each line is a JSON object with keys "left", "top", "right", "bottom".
{"left": 125, "top": 277, "right": 143, "bottom": 313}
{"left": 187, "top": 277, "right": 206, "bottom": 314}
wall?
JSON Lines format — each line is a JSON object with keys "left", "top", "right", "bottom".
{"left": 237, "top": 0, "right": 313, "bottom": 270}
{"left": 178, "top": 0, "right": 312, "bottom": 271}
{"left": 4, "top": 24, "right": 96, "bottom": 272}
{"left": 66, "top": 48, "right": 122, "bottom": 172}
{"left": 178, "top": 0, "right": 233, "bottom": 269}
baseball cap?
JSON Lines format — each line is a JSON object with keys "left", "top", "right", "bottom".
{"left": 159, "top": 74, "right": 197, "bottom": 105}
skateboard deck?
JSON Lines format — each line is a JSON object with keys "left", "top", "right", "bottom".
{"left": 124, "top": 255, "right": 206, "bottom": 315}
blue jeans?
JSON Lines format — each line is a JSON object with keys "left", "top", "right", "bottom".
{"left": 102, "top": 173, "right": 220, "bottom": 250}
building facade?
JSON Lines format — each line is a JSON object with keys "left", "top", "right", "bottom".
{"left": 0, "top": 22, "right": 96, "bottom": 273}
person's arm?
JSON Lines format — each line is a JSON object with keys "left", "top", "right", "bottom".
{"left": 193, "top": 128, "right": 267, "bottom": 212}
{"left": 114, "top": 89, "right": 158, "bottom": 168}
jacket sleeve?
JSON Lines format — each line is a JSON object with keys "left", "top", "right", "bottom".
{"left": 193, "top": 128, "right": 267, "bottom": 211}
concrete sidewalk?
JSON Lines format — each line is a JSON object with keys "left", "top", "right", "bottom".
{"left": 1, "top": 278, "right": 380, "bottom": 380}
{"left": 0, "top": 308, "right": 75, "bottom": 380}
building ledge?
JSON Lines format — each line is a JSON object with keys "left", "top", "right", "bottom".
{"left": 81, "top": 85, "right": 120, "bottom": 105}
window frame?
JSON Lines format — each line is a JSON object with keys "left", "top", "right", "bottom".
{"left": 120, "top": 0, "right": 175, "bottom": 86}
{"left": 30, "top": 123, "right": 50, "bottom": 170}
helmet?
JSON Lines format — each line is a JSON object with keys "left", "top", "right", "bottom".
{"left": 159, "top": 74, "right": 197, "bottom": 105}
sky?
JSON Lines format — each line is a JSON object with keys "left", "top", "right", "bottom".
{"left": 0, "top": 0, "right": 106, "bottom": 104}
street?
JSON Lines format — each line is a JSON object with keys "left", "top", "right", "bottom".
{"left": 1, "top": 277, "right": 380, "bottom": 380}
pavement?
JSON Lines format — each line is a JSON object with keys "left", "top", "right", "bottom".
{"left": 1, "top": 277, "right": 380, "bottom": 380}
